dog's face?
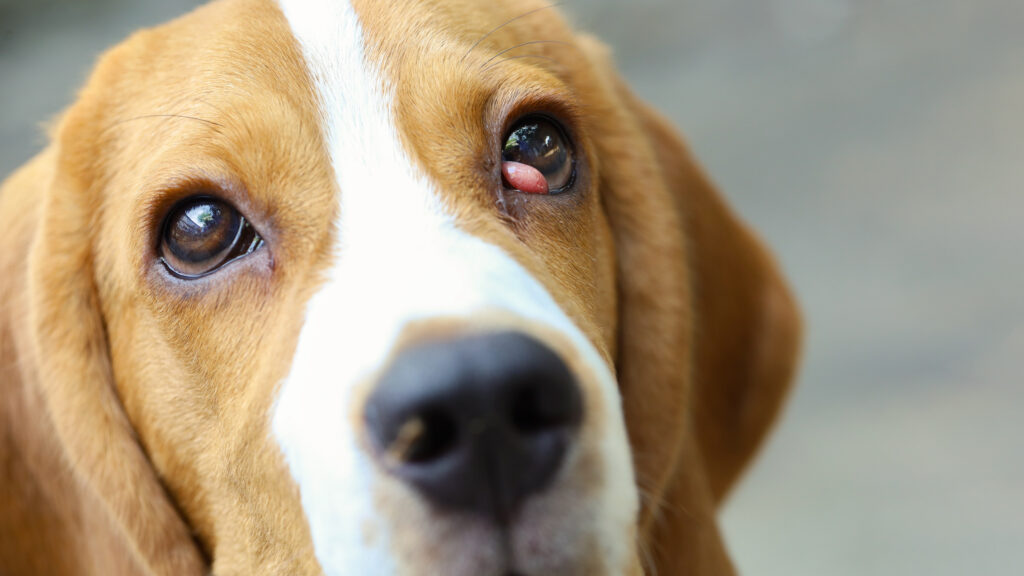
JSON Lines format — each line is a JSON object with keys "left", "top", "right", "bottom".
{"left": 0, "top": 0, "right": 801, "bottom": 574}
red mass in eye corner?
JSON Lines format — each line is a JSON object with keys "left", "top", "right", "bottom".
{"left": 502, "top": 161, "right": 549, "bottom": 195}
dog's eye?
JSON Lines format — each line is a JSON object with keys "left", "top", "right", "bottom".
{"left": 160, "top": 197, "right": 263, "bottom": 278}
{"left": 501, "top": 116, "right": 575, "bottom": 195}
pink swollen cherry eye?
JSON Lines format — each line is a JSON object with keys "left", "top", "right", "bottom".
{"left": 502, "top": 161, "right": 549, "bottom": 195}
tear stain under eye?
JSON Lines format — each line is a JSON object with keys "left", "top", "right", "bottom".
{"left": 495, "top": 188, "right": 528, "bottom": 223}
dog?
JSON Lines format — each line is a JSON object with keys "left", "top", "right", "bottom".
{"left": 0, "top": 0, "right": 802, "bottom": 574}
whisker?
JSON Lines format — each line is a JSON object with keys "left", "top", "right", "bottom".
{"left": 479, "top": 40, "right": 573, "bottom": 69}
{"left": 481, "top": 54, "right": 563, "bottom": 74}
{"left": 638, "top": 536, "right": 659, "bottom": 576}
{"left": 107, "top": 114, "right": 224, "bottom": 131}
{"left": 461, "top": 1, "right": 566, "bottom": 62}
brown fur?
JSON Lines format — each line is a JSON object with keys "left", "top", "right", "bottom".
{"left": 0, "top": 0, "right": 801, "bottom": 574}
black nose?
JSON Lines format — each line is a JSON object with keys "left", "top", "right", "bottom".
{"left": 364, "top": 331, "right": 583, "bottom": 522}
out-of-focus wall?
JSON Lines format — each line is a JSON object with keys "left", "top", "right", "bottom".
{"left": 2, "top": 1, "right": 1022, "bottom": 575}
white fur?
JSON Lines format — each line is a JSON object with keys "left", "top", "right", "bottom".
{"left": 272, "top": 0, "right": 637, "bottom": 574}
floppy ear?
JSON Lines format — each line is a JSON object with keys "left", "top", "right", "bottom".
{"left": 575, "top": 36, "right": 801, "bottom": 573}
{"left": 627, "top": 94, "right": 803, "bottom": 507}
{"left": 0, "top": 88, "right": 206, "bottom": 574}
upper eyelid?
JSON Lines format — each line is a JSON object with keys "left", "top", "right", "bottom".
{"left": 483, "top": 72, "right": 582, "bottom": 133}
{"left": 496, "top": 102, "right": 581, "bottom": 143}
{"left": 139, "top": 170, "right": 261, "bottom": 241}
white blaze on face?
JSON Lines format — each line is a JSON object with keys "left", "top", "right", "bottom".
{"left": 271, "top": 0, "right": 638, "bottom": 574}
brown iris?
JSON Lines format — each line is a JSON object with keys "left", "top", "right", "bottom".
{"left": 159, "top": 197, "right": 262, "bottom": 278}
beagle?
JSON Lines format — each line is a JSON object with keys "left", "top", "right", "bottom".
{"left": 0, "top": 0, "right": 802, "bottom": 574}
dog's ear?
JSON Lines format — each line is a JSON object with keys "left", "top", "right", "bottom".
{"left": 576, "top": 35, "right": 801, "bottom": 572}
{"left": 0, "top": 65, "right": 206, "bottom": 575}
{"left": 631, "top": 101, "right": 803, "bottom": 505}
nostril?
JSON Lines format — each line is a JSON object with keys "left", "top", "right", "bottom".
{"left": 390, "top": 408, "right": 458, "bottom": 464}
{"left": 510, "top": 384, "right": 564, "bottom": 435}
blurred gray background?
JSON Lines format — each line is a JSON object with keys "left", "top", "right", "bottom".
{"left": 2, "top": 0, "right": 1021, "bottom": 574}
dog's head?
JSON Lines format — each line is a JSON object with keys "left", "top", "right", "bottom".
{"left": 0, "top": 0, "right": 801, "bottom": 574}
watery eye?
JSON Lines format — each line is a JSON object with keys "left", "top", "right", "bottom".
{"left": 501, "top": 116, "right": 575, "bottom": 195}
{"left": 160, "top": 197, "right": 263, "bottom": 278}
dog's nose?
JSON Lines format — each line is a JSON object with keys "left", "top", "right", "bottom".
{"left": 365, "top": 331, "right": 583, "bottom": 522}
